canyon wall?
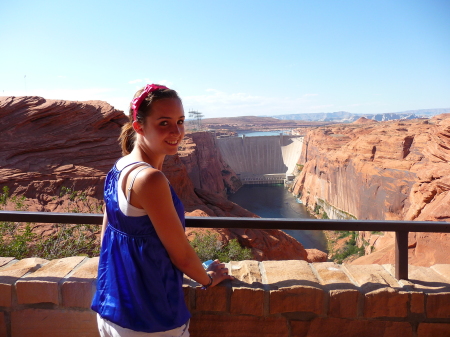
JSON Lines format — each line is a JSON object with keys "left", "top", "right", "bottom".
{"left": 216, "top": 135, "right": 304, "bottom": 175}
{"left": 0, "top": 96, "right": 127, "bottom": 212}
{"left": 291, "top": 115, "right": 450, "bottom": 266}
{"left": 0, "top": 96, "right": 312, "bottom": 262}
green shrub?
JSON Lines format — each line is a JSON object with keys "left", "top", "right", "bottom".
{"left": 313, "top": 203, "right": 322, "bottom": 214}
{"left": 34, "top": 224, "right": 100, "bottom": 259}
{"left": 190, "top": 231, "right": 253, "bottom": 262}
{"left": 336, "top": 230, "right": 352, "bottom": 239}
{"left": 331, "top": 231, "right": 365, "bottom": 264}
{"left": 0, "top": 222, "right": 35, "bottom": 259}
{"left": 0, "top": 186, "right": 9, "bottom": 208}
{"left": 0, "top": 186, "right": 101, "bottom": 259}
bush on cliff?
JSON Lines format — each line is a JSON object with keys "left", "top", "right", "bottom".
{"left": 190, "top": 230, "right": 253, "bottom": 262}
{"left": 330, "top": 231, "right": 365, "bottom": 264}
{"left": 0, "top": 186, "right": 100, "bottom": 259}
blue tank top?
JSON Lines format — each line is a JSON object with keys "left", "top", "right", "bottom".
{"left": 91, "top": 162, "right": 190, "bottom": 333}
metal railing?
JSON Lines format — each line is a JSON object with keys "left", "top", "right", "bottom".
{"left": 1, "top": 210, "right": 450, "bottom": 281}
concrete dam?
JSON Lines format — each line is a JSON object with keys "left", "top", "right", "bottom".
{"left": 216, "top": 135, "right": 304, "bottom": 183}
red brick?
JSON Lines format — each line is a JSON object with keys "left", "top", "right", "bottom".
{"left": 270, "top": 285, "right": 323, "bottom": 315}
{"left": 417, "top": 323, "right": 450, "bottom": 336}
{"left": 61, "top": 257, "right": 98, "bottom": 308}
{"left": 290, "top": 321, "right": 310, "bottom": 337}
{"left": 16, "top": 257, "right": 85, "bottom": 305}
{"left": 306, "top": 317, "right": 412, "bottom": 337}
{"left": 410, "top": 292, "right": 424, "bottom": 314}
{"left": 426, "top": 292, "right": 450, "bottom": 318}
{"left": 195, "top": 283, "right": 228, "bottom": 312}
{"left": 0, "top": 311, "right": 7, "bottom": 337}
{"left": 183, "top": 284, "right": 191, "bottom": 311}
{"left": 230, "top": 287, "right": 264, "bottom": 316}
{"left": 0, "top": 257, "right": 47, "bottom": 307}
{"left": 329, "top": 289, "right": 359, "bottom": 318}
{"left": 11, "top": 309, "right": 99, "bottom": 337}
{"left": 190, "top": 313, "right": 289, "bottom": 337}
{"left": 364, "top": 287, "right": 408, "bottom": 318}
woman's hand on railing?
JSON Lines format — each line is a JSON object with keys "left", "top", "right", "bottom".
{"left": 206, "top": 259, "right": 234, "bottom": 287}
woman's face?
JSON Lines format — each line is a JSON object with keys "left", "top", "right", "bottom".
{"left": 139, "top": 98, "right": 185, "bottom": 156}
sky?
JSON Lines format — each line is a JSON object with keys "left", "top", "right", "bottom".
{"left": 1, "top": 0, "right": 449, "bottom": 118}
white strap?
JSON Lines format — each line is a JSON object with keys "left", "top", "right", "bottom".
{"left": 126, "top": 164, "right": 152, "bottom": 203}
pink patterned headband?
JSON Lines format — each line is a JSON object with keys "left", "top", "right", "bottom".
{"left": 131, "top": 84, "right": 169, "bottom": 121}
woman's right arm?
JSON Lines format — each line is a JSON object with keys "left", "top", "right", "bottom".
{"left": 100, "top": 208, "right": 108, "bottom": 246}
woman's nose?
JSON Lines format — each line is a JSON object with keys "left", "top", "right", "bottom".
{"left": 170, "top": 124, "right": 181, "bottom": 135}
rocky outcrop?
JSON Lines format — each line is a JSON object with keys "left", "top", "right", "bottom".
{"left": 352, "top": 117, "right": 378, "bottom": 124}
{"left": 0, "top": 96, "right": 127, "bottom": 212}
{"left": 0, "top": 96, "right": 310, "bottom": 262}
{"left": 176, "top": 132, "right": 242, "bottom": 196}
{"left": 291, "top": 115, "right": 450, "bottom": 266}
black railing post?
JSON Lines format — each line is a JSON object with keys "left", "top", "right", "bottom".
{"left": 395, "top": 231, "right": 409, "bottom": 280}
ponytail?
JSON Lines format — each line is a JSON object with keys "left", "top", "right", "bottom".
{"left": 119, "top": 121, "right": 135, "bottom": 156}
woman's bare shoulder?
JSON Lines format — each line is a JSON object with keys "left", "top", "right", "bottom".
{"left": 134, "top": 167, "right": 169, "bottom": 191}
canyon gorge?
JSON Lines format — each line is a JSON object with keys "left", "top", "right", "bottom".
{"left": 1, "top": 95, "right": 449, "bottom": 266}
{"left": 0, "top": 96, "right": 311, "bottom": 262}
{"left": 291, "top": 115, "right": 450, "bottom": 266}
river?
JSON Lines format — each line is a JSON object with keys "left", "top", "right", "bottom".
{"left": 228, "top": 184, "right": 328, "bottom": 252}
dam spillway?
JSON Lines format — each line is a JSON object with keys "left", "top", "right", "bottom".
{"left": 216, "top": 134, "right": 304, "bottom": 178}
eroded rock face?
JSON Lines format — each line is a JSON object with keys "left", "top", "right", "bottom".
{"left": 291, "top": 115, "right": 450, "bottom": 266}
{"left": 0, "top": 96, "right": 310, "bottom": 262}
{"left": 0, "top": 96, "right": 127, "bottom": 212}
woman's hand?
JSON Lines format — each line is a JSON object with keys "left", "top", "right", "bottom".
{"left": 206, "top": 259, "right": 234, "bottom": 287}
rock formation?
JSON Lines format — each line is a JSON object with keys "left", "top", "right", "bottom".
{"left": 0, "top": 96, "right": 127, "bottom": 212}
{"left": 0, "top": 96, "right": 311, "bottom": 261}
{"left": 352, "top": 117, "right": 378, "bottom": 124}
{"left": 291, "top": 115, "right": 450, "bottom": 266}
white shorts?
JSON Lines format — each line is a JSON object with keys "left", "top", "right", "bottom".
{"left": 97, "top": 314, "right": 190, "bottom": 337}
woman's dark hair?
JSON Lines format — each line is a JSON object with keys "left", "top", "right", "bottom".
{"left": 119, "top": 86, "right": 181, "bottom": 155}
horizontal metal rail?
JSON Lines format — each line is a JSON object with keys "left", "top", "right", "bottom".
{"left": 1, "top": 210, "right": 450, "bottom": 281}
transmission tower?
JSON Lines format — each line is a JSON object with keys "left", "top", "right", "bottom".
{"left": 188, "top": 110, "right": 204, "bottom": 130}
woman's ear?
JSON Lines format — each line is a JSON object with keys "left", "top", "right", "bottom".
{"left": 132, "top": 120, "right": 144, "bottom": 135}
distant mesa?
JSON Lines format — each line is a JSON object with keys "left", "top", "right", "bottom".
{"left": 264, "top": 108, "right": 450, "bottom": 123}
{"left": 352, "top": 117, "right": 378, "bottom": 124}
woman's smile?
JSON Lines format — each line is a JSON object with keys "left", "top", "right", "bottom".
{"left": 165, "top": 139, "right": 180, "bottom": 145}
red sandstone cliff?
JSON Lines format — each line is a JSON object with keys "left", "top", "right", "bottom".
{"left": 291, "top": 115, "right": 450, "bottom": 266}
{"left": 0, "top": 96, "right": 310, "bottom": 261}
{"left": 0, "top": 96, "right": 126, "bottom": 212}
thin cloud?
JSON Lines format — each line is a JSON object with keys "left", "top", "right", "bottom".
{"left": 128, "top": 79, "right": 143, "bottom": 84}
{"left": 310, "top": 104, "right": 334, "bottom": 110}
{"left": 182, "top": 89, "right": 321, "bottom": 117}
{"left": 157, "top": 79, "right": 173, "bottom": 87}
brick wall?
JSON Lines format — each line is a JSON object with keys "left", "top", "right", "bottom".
{"left": 1, "top": 257, "right": 449, "bottom": 337}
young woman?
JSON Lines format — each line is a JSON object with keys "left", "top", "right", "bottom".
{"left": 91, "top": 84, "right": 232, "bottom": 336}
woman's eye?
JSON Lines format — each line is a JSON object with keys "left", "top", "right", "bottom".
{"left": 160, "top": 121, "right": 168, "bottom": 126}
{"left": 177, "top": 120, "right": 184, "bottom": 125}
